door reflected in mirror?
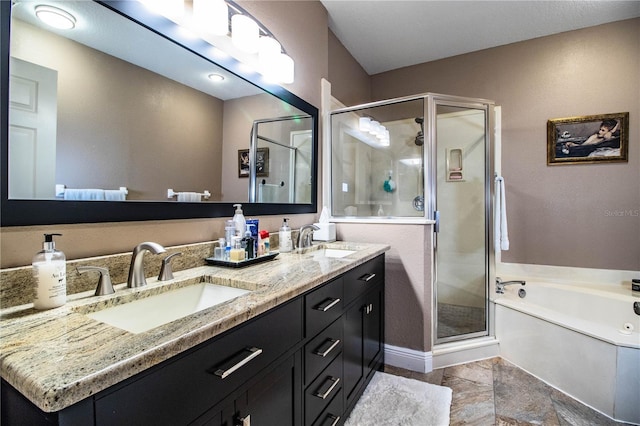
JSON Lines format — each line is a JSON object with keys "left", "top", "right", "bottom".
{"left": 8, "top": 0, "right": 313, "bottom": 205}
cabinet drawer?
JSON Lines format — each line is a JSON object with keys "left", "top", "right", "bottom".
{"left": 304, "top": 318, "right": 343, "bottom": 386}
{"left": 305, "top": 353, "right": 343, "bottom": 425}
{"left": 312, "top": 388, "right": 344, "bottom": 426}
{"left": 305, "top": 277, "right": 343, "bottom": 337}
{"left": 343, "top": 255, "right": 384, "bottom": 304}
{"left": 95, "top": 298, "right": 302, "bottom": 426}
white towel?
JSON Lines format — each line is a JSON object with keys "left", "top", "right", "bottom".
{"left": 494, "top": 176, "right": 509, "bottom": 251}
{"left": 104, "top": 189, "right": 127, "bottom": 201}
{"left": 63, "top": 189, "right": 105, "bottom": 200}
{"left": 177, "top": 192, "right": 201, "bottom": 202}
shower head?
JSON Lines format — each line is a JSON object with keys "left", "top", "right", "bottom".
{"left": 415, "top": 117, "right": 424, "bottom": 146}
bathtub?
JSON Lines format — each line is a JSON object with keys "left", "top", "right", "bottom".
{"left": 493, "top": 280, "right": 640, "bottom": 424}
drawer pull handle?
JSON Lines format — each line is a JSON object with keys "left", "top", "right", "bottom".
{"left": 358, "top": 273, "right": 376, "bottom": 282}
{"left": 213, "top": 347, "right": 263, "bottom": 379}
{"left": 237, "top": 414, "right": 251, "bottom": 426}
{"left": 321, "top": 414, "right": 341, "bottom": 426}
{"left": 315, "top": 297, "right": 341, "bottom": 312}
{"left": 314, "top": 338, "right": 341, "bottom": 357}
{"left": 314, "top": 376, "right": 340, "bottom": 400}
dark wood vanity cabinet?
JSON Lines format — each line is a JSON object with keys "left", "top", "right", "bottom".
{"left": 342, "top": 257, "right": 385, "bottom": 415}
{"left": 1, "top": 255, "right": 385, "bottom": 426}
{"left": 304, "top": 254, "right": 385, "bottom": 425}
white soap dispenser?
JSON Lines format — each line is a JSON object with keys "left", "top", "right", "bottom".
{"left": 32, "top": 233, "right": 67, "bottom": 310}
{"left": 279, "top": 218, "right": 293, "bottom": 253}
{"left": 232, "top": 204, "right": 246, "bottom": 238}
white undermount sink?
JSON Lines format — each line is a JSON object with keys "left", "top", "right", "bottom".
{"left": 85, "top": 283, "right": 251, "bottom": 334}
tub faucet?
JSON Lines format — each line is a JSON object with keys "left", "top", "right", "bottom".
{"left": 495, "top": 277, "right": 526, "bottom": 294}
{"left": 297, "top": 224, "right": 320, "bottom": 249}
{"left": 127, "top": 242, "right": 166, "bottom": 288}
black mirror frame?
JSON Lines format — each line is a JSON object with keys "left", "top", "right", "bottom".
{"left": 0, "top": 0, "right": 318, "bottom": 226}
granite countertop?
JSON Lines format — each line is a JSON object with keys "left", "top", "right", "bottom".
{"left": 0, "top": 242, "right": 389, "bottom": 413}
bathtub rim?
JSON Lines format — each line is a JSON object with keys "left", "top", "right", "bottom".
{"left": 492, "top": 282, "right": 640, "bottom": 349}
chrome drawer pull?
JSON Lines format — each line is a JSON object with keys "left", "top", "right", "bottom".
{"left": 358, "top": 273, "right": 376, "bottom": 282}
{"left": 314, "top": 376, "right": 340, "bottom": 400}
{"left": 314, "top": 338, "right": 341, "bottom": 357}
{"left": 321, "top": 414, "right": 341, "bottom": 426}
{"left": 237, "top": 414, "right": 251, "bottom": 426}
{"left": 314, "top": 297, "right": 341, "bottom": 312}
{"left": 214, "top": 347, "right": 263, "bottom": 379}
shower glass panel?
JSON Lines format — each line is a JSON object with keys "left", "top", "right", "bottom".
{"left": 433, "top": 103, "right": 490, "bottom": 343}
{"left": 250, "top": 116, "right": 313, "bottom": 203}
{"left": 330, "top": 98, "right": 426, "bottom": 218}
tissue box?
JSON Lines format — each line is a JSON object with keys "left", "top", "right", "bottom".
{"left": 312, "top": 223, "right": 336, "bottom": 242}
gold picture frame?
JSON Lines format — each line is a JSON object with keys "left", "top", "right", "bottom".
{"left": 547, "top": 112, "right": 629, "bottom": 165}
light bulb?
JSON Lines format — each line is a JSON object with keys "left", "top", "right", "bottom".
{"left": 359, "top": 117, "right": 371, "bottom": 132}
{"left": 193, "top": 0, "right": 228, "bottom": 36}
{"left": 276, "top": 53, "right": 294, "bottom": 84}
{"left": 258, "top": 36, "right": 282, "bottom": 81}
{"left": 231, "top": 14, "right": 259, "bottom": 53}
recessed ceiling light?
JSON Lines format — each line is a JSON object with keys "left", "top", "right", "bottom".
{"left": 35, "top": 5, "right": 76, "bottom": 30}
{"left": 208, "top": 73, "right": 225, "bottom": 82}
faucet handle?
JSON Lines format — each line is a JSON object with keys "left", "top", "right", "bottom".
{"left": 77, "top": 266, "right": 115, "bottom": 296}
{"left": 158, "top": 252, "right": 182, "bottom": 281}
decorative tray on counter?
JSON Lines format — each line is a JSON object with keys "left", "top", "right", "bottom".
{"left": 205, "top": 252, "right": 279, "bottom": 268}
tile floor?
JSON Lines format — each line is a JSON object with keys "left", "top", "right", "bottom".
{"left": 385, "top": 357, "right": 629, "bottom": 425}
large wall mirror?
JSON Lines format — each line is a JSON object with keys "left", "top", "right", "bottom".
{"left": 0, "top": 0, "right": 318, "bottom": 226}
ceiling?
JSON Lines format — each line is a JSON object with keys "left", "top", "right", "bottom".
{"left": 321, "top": 0, "right": 640, "bottom": 75}
{"left": 12, "top": 0, "right": 263, "bottom": 100}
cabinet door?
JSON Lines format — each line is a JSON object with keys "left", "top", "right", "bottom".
{"left": 233, "top": 353, "right": 300, "bottom": 426}
{"left": 343, "top": 282, "right": 383, "bottom": 412}
{"left": 343, "top": 299, "right": 364, "bottom": 409}
{"left": 363, "top": 284, "right": 383, "bottom": 372}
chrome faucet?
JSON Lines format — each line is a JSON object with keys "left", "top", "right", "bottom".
{"left": 297, "top": 224, "right": 320, "bottom": 249}
{"left": 495, "top": 277, "right": 526, "bottom": 294}
{"left": 127, "top": 242, "right": 166, "bottom": 288}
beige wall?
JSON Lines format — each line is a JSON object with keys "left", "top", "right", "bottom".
{"left": 328, "top": 30, "right": 372, "bottom": 106}
{"left": 12, "top": 20, "right": 224, "bottom": 201}
{"left": 1, "top": 1, "right": 328, "bottom": 268}
{"left": 336, "top": 223, "right": 432, "bottom": 352}
{"left": 370, "top": 19, "right": 640, "bottom": 271}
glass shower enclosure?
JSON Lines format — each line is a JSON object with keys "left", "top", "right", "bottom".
{"left": 330, "top": 94, "right": 494, "bottom": 344}
{"left": 249, "top": 115, "right": 313, "bottom": 204}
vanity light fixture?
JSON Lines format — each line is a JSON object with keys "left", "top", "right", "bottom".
{"left": 193, "top": 0, "right": 228, "bottom": 36}
{"left": 147, "top": 0, "right": 295, "bottom": 84}
{"left": 35, "top": 5, "right": 76, "bottom": 30}
{"left": 358, "top": 117, "right": 390, "bottom": 147}
{"left": 231, "top": 13, "right": 259, "bottom": 53}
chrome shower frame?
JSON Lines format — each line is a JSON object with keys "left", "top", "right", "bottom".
{"left": 427, "top": 94, "right": 495, "bottom": 345}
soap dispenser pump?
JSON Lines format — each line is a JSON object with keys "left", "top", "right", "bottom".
{"left": 32, "top": 233, "right": 67, "bottom": 309}
{"left": 279, "top": 218, "right": 293, "bottom": 253}
{"left": 232, "top": 204, "right": 246, "bottom": 237}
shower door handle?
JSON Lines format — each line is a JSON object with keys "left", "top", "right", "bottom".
{"left": 434, "top": 210, "right": 440, "bottom": 233}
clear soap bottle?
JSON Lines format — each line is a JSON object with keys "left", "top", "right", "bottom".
{"left": 279, "top": 218, "right": 293, "bottom": 252}
{"left": 32, "top": 233, "right": 67, "bottom": 309}
{"left": 232, "top": 204, "right": 246, "bottom": 237}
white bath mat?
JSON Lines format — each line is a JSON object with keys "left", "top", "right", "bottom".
{"left": 344, "top": 371, "right": 452, "bottom": 426}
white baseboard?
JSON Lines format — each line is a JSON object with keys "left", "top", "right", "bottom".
{"left": 384, "top": 338, "right": 500, "bottom": 373}
{"left": 384, "top": 344, "right": 433, "bottom": 373}
{"left": 432, "top": 337, "right": 499, "bottom": 369}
